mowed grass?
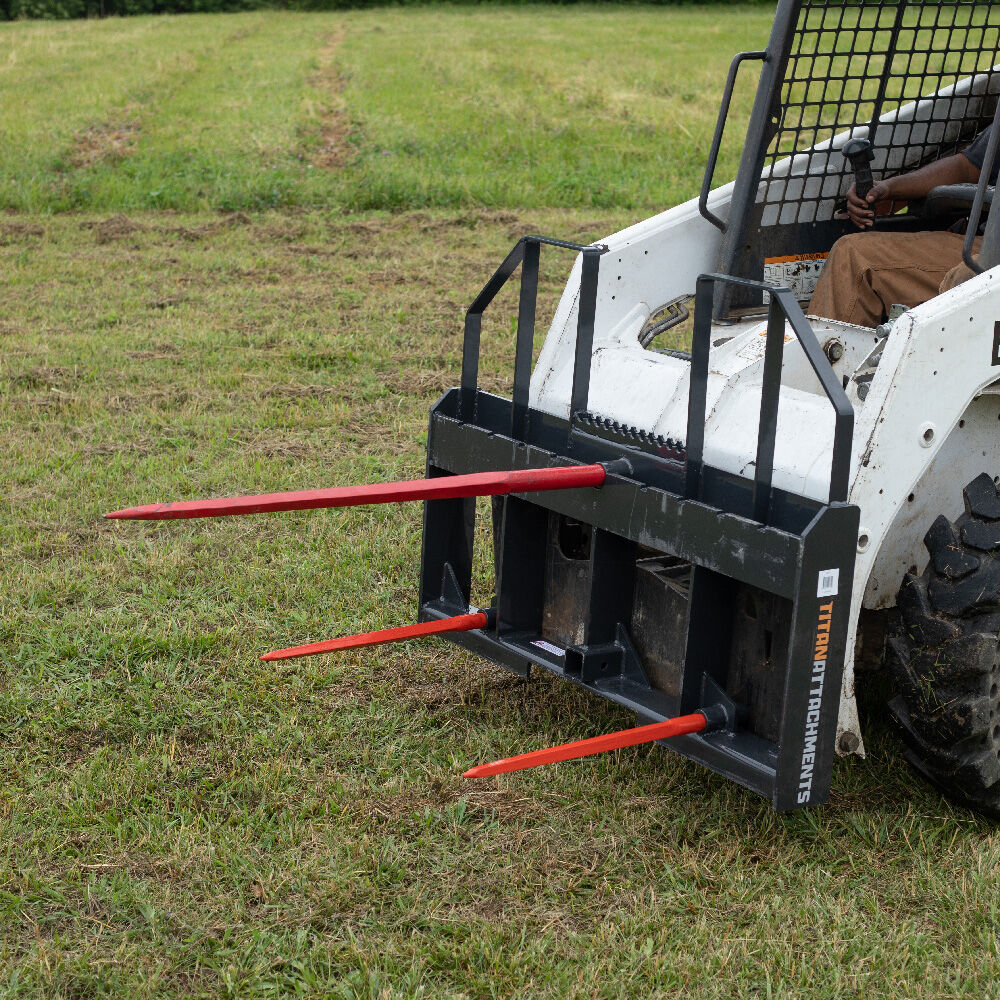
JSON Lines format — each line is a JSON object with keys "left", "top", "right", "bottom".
{"left": 3, "top": 209, "right": 1000, "bottom": 1000}
{"left": 0, "top": 6, "right": 767, "bottom": 213}
{"left": 0, "top": 12, "right": 340, "bottom": 212}
{"left": 2, "top": 6, "right": 1000, "bottom": 999}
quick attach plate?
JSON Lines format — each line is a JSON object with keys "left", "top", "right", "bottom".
{"left": 418, "top": 388, "right": 859, "bottom": 812}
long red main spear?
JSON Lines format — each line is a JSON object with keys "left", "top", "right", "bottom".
{"left": 104, "top": 464, "right": 608, "bottom": 520}
{"left": 463, "top": 712, "right": 708, "bottom": 778}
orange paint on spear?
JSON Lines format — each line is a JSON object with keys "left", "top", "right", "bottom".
{"left": 104, "top": 464, "right": 607, "bottom": 520}
{"left": 261, "top": 612, "right": 489, "bottom": 662}
{"left": 463, "top": 712, "right": 708, "bottom": 778}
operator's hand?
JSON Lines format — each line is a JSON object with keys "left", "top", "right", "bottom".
{"left": 846, "top": 180, "right": 892, "bottom": 228}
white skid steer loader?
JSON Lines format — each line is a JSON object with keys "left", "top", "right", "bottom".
{"left": 521, "top": 0, "right": 1000, "bottom": 816}
{"left": 108, "top": 0, "right": 1000, "bottom": 817}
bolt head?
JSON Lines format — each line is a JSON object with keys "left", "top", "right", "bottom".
{"left": 838, "top": 731, "right": 861, "bottom": 754}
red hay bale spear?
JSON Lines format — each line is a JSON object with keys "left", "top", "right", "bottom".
{"left": 104, "top": 464, "right": 608, "bottom": 520}
{"left": 463, "top": 713, "right": 708, "bottom": 778}
{"left": 260, "top": 612, "right": 489, "bottom": 662}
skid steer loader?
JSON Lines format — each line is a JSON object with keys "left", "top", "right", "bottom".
{"left": 109, "top": 0, "right": 1000, "bottom": 817}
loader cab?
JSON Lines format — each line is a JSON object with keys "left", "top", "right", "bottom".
{"left": 710, "top": 0, "right": 1000, "bottom": 322}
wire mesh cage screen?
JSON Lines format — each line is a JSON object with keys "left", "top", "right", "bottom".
{"left": 758, "top": 0, "right": 1000, "bottom": 227}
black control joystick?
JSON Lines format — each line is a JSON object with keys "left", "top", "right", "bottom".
{"left": 843, "top": 137, "right": 875, "bottom": 200}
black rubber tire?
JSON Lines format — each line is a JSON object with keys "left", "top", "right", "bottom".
{"left": 888, "top": 473, "right": 1000, "bottom": 819}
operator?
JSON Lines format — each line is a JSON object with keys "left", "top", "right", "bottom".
{"left": 808, "top": 127, "right": 997, "bottom": 327}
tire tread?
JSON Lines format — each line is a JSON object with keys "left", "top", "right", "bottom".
{"left": 891, "top": 475, "right": 1000, "bottom": 818}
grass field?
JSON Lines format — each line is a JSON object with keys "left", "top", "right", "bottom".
{"left": 0, "top": 6, "right": 767, "bottom": 212}
{"left": 3, "top": 7, "right": 1000, "bottom": 1000}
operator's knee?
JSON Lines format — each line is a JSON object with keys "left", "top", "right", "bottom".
{"left": 939, "top": 238, "right": 982, "bottom": 293}
{"left": 939, "top": 262, "right": 975, "bottom": 293}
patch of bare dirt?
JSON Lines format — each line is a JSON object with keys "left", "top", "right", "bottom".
{"left": 71, "top": 117, "right": 141, "bottom": 169}
{"left": 0, "top": 220, "right": 45, "bottom": 245}
{"left": 90, "top": 214, "right": 146, "bottom": 244}
{"left": 415, "top": 211, "right": 521, "bottom": 233}
{"left": 58, "top": 726, "right": 116, "bottom": 764}
{"left": 284, "top": 244, "right": 340, "bottom": 258}
{"left": 260, "top": 382, "right": 337, "bottom": 400}
{"left": 5, "top": 366, "right": 74, "bottom": 389}
{"left": 331, "top": 211, "right": 526, "bottom": 242}
{"left": 252, "top": 221, "right": 309, "bottom": 243}
{"left": 165, "top": 212, "right": 252, "bottom": 241}
{"left": 312, "top": 30, "right": 352, "bottom": 170}
{"left": 127, "top": 340, "right": 182, "bottom": 358}
{"left": 104, "top": 385, "right": 195, "bottom": 414}
{"left": 145, "top": 297, "right": 187, "bottom": 312}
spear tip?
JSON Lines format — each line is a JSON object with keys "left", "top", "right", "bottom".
{"left": 103, "top": 503, "right": 168, "bottom": 520}
{"left": 462, "top": 764, "right": 492, "bottom": 779}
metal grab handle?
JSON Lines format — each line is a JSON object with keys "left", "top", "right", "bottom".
{"left": 460, "top": 235, "right": 609, "bottom": 434}
{"left": 685, "top": 274, "right": 854, "bottom": 518}
{"left": 963, "top": 100, "right": 1000, "bottom": 275}
{"left": 699, "top": 51, "right": 768, "bottom": 233}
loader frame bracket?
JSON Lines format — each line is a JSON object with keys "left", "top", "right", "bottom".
{"left": 419, "top": 388, "right": 858, "bottom": 810}
{"left": 420, "top": 236, "right": 858, "bottom": 811}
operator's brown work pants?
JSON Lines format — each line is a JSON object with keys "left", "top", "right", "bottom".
{"left": 808, "top": 230, "right": 980, "bottom": 327}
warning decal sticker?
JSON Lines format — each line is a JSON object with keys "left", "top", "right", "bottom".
{"left": 531, "top": 639, "right": 565, "bottom": 656}
{"left": 763, "top": 252, "right": 829, "bottom": 302}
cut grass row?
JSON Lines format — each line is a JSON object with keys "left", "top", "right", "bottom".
{"left": 0, "top": 6, "right": 769, "bottom": 212}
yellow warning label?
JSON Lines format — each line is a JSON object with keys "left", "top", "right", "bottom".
{"left": 763, "top": 252, "right": 830, "bottom": 301}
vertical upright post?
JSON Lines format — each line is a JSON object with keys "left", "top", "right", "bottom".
{"left": 752, "top": 297, "right": 785, "bottom": 523}
{"left": 963, "top": 97, "right": 1000, "bottom": 275}
{"left": 581, "top": 529, "right": 638, "bottom": 647}
{"left": 460, "top": 241, "right": 527, "bottom": 424}
{"left": 418, "top": 469, "right": 475, "bottom": 617}
{"left": 512, "top": 240, "right": 540, "bottom": 439}
{"left": 569, "top": 248, "right": 602, "bottom": 423}
{"left": 679, "top": 566, "right": 738, "bottom": 716}
{"left": 773, "top": 502, "right": 859, "bottom": 811}
{"left": 461, "top": 312, "right": 481, "bottom": 423}
{"left": 495, "top": 496, "right": 548, "bottom": 639}
{"left": 685, "top": 275, "right": 715, "bottom": 501}
{"left": 771, "top": 287, "right": 853, "bottom": 504}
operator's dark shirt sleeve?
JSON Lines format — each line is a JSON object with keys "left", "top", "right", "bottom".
{"left": 963, "top": 126, "right": 1000, "bottom": 182}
